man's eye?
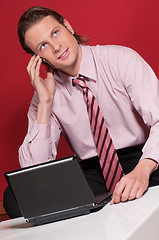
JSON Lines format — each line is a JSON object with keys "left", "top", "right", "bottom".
{"left": 53, "top": 30, "right": 58, "bottom": 37}
{"left": 41, "top": 43, "right": 46, "bottom": 50}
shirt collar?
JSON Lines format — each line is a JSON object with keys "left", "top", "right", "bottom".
{"left": 78, "top": 45, "right": 97, "bottom": 81}
{"left": 54, "top": 45, "right": 97, "bottom": 95}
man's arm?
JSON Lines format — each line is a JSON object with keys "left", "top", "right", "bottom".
{"left": 19, "top": 55, "right": 61, "bottom": 168}
{"left": 109, "top": 47, "right": 159, "bottom": 204}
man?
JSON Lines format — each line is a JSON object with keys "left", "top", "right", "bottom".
{"left": 4, "top": 6, "right": 159, "bottom": 218}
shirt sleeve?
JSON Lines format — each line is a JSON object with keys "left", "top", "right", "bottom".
{"left": 119, "top": 47, "right": 159, "bottom": 164}
{"left": 19, "top": 92, "right": 61, "bottom": 168}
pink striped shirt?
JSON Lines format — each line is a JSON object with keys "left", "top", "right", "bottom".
{"left": 19, "top": 45, "right": 159, "bottom": 168}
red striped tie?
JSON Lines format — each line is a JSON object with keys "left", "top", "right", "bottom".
{"left": 73, "top": 76, "right": 123, "bottom": 191}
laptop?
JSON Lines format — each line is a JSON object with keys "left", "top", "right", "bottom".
{"left": 4, "top": 155, "right": 112, "bottom": 225}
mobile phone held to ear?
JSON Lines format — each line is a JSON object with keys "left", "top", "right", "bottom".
{"left": 42, "top": 58, "right": 56, "bottom": 70}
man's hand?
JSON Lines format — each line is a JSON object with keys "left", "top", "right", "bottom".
{"left": 110, "top": 158, "right": 157, "bottom": 204}
{"left": 27, "top": 55, "right": 56, "bottom": 123}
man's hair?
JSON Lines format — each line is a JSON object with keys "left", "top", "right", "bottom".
{"left": 18, "top": 6, "right": 89, "bottom": 55}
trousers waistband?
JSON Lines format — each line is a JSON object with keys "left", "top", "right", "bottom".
{"left": 116, "top": 144, "right": 144, "bottom": 156}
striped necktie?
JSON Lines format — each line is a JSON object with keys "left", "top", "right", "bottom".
{"left": 73, "top": 76, "right": 123, "bottom": 192}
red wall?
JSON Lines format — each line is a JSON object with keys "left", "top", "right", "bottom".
{"left": 1, "top": 0, "right": 159, "bottom": 200}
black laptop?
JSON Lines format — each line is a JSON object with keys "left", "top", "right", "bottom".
{"left": 4, "top": 156, "right": 112, "bottom": 225}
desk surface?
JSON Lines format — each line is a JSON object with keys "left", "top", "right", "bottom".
{"left": 1, "top": 186, "right": 159, "bottom": 240}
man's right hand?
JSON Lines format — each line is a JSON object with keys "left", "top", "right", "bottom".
{"left": 27, "top": 55, "right": 56, "bottom": 124}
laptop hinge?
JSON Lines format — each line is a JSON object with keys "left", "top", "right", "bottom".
{"left": 27, "top": 205, "right": 93, "bottom": 225}
{"left": 78, "top": 205, "right": 92, "bottom": 215}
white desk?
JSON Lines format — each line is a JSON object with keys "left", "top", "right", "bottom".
{"left": 1, "top": 186, "right": 159, "bottom": 240}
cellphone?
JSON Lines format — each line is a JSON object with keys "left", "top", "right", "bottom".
{"left": 42, "top": 58, "right": 56, "bottom": 70}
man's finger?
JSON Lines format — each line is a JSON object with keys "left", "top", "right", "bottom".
{"left": 110, "top": 179, "right": 126, "bottom": 204}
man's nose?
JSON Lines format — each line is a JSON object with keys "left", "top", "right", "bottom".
{"left": 51, "top": 41, "right": 61, "bottom": 52}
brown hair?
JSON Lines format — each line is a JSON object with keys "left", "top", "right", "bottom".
{"left": 18, "top": 6, "right": 89, "bottom": 55}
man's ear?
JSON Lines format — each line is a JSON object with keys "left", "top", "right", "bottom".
{"left": 63, "top": 19, "right": 74, "bottom": 35}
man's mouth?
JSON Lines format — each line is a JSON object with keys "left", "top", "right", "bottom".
{"left": 58, "top": 49, "right": 69, "bottom": 60}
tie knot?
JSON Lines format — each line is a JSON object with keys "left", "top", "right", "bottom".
{"left": 72, "top": 77, "right": 88, "bottom": 89}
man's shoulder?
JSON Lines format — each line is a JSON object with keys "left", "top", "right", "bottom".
{"left": 88, "top": 44, "right": 136, "bottom": 56}
{"left": 86, "top": 45, "right": 141, "bottom": 66}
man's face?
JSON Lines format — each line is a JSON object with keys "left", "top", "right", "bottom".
{"left": 25, "top": 16, "right": 82, "bottom": 75}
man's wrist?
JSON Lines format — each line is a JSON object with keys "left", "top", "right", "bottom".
{"left": 36, "top": 102, "right": 52, "bottom": 124}
{"left": 139, "top": 158, "right": 158, "bottom": 175}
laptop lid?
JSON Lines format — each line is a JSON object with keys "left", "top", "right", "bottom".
{"left": 4, "top": 156, "right": 111, "bottom": 224}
